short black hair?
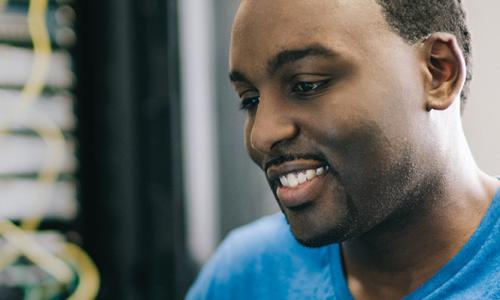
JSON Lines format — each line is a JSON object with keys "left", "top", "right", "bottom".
{"left": 375, "top": 0, "right": 472, "bottom": 109}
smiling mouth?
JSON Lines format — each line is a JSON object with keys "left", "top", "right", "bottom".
{"left": 277, "top": 165, "right": 329, "bottom": 188}
{"left": 266, "top": 159, "right": 332, "bottom": 209}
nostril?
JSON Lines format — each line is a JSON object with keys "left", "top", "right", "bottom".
{"left": 250, "top": 140, "right": 266, "bottom": 155}
{"left": 250, "top": 102, "right": 299, "bottom": 154}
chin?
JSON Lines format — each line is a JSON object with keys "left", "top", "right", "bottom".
{"left": 289, "top": 221, "right": 353, "bottom": 248}
{"left": 295, "top": 235, "right": 337, "bottom": 248}
{"left": 278, "top": 181, "right": 358, "bottom": 247}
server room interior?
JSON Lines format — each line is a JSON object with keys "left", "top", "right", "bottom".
{"left": 0, "top": 0, "right": 499, "bottom": 300}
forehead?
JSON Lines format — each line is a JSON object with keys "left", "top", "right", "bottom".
{"left": 230, "top": 0, "right": 397, "bottom": 78}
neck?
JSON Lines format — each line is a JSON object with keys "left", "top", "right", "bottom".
{"left": 341, "top": 122, "right": 500, "bottom": 300}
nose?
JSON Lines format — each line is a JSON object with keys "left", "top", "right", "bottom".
{"left": 249, "top": 95, "right": 298, "bottom": 155}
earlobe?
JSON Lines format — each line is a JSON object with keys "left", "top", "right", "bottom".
{"left": 422, "top": 33, "right": 466, "bottom": 111}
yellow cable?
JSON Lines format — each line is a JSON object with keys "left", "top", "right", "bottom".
{"left": 0, "top": 219, "right": 73, "bottom": 284}
{"left": 0, "top": 226, "right": 101, "bottom": 299}
{"left": 0, "top": 114, "right": 68, "bottom": 277}
{"left": 0, "top": 0, "right": 63, "bottom": 231}
{"left": 0, "top": 243, "right": 19, "bottom": 270}
{"left": 0, "top": 0, "right": 60, "bottom": 242}
{"left": 16, "top": 0, "right": 68, "bottom": 237}
{"left": 19, "top": 0, "right": 52, "bottom": 110}
{"left": 0, "top": 0, "right": 51, "bottom": 132}
{"left": 62, "top": 243, "right": 101, "bottom": 300}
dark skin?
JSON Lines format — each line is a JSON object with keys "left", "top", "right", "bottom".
{"left": 229, "top": 0, "right": 500, "bottom": 299}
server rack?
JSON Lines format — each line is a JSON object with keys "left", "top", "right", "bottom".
{"left": 0, "top": 0, "right": 99, "bottom": 299}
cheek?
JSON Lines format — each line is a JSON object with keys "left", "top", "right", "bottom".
{"left": 305, "top": 102, "right": 402, "bottom": 192}
{"left": 319, "top": 115, "right": 419, "bottom": 223}
{"left": 326, "top": 120, "right": 392, "bottom": 176}
{"left": 304, "top": 69, "right": 417, "bottom": 163}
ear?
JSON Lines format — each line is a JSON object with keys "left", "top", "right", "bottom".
{"left": 421, "top": 33, "right": 466, "bottom": 111}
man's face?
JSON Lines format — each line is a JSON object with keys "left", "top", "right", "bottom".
{"left": 230, "top": 0, "right": 439, "bottom": 246}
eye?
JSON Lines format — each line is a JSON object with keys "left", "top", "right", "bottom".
{"left": 239, "top": 96, "right": 260, "bottom": 111}
{"left": 292, "top": 80, "right": 329, "bottom": 94}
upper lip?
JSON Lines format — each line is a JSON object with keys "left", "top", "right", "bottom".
{"left": 266, "top": 159, "right": 328, "bottom": 183}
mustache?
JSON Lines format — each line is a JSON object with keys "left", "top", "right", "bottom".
{"left": 264, "top": 152, "right": 329, "bottom": 171}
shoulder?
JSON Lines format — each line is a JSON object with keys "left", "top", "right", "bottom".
{"left": 194, "top": 213, "right": 296, "bottom": 280}
{"left": 407, "top": 188, "right": 500, "bottom": 299}
{"left": 220, "top": 213, "right": 294, "bottom": 257}
{"left": 186, "top": 213, "right": 331, "bottom": 300}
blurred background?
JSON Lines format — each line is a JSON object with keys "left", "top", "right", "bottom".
{"left": 0, "top": 0, "right": 498, "bottom": 299}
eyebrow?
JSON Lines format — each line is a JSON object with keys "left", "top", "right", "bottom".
{"left": 267, "top": 44, "right": 337, "bottom": 75}
{"left": 229, "top": 44, "right": 337, "bottom": 83}
{"left": 229, "top": 71, "right": 251, "bottom": 83}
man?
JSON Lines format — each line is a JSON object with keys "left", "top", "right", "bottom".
{"left": 187, "top": 0, "right": 500, "bottom": 299}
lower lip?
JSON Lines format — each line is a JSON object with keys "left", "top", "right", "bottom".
{"left": 276, "top": 173, "right": 328, "bottom": 209}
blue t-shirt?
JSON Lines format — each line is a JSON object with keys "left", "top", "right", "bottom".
{"left": 187, "top": 188, "right": 500, "bottom": 299}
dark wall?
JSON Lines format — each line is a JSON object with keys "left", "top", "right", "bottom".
{"left": 75, "top": 0, "right": 194, "bottom": 299}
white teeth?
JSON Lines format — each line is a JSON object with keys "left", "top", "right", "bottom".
{"left": 306, "top": 169, "right": 316, "bottom": 180}
{"left": 279, "top": 166, "right": 329, "bottom": 188}
{"left": 286, "top": 173, "right": 299, "bottom": 187}
{"left": 298, "top": 172, "right": 307, "bottom": 184}
{"left": 280, "top": 176, "right": 288, "bottom": 186}
{"left": 316, "top": 167, "right": 324, "bottom": 176}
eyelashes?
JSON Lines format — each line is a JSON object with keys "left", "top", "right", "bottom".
{"left": 239, "top": 96, "right": 260, "bottom": 111}
{"left": 239, "top": 79, "right": 330, "bottom": 111}
{"left": 291, "top": 80, "right": 329, "bottom": 95}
